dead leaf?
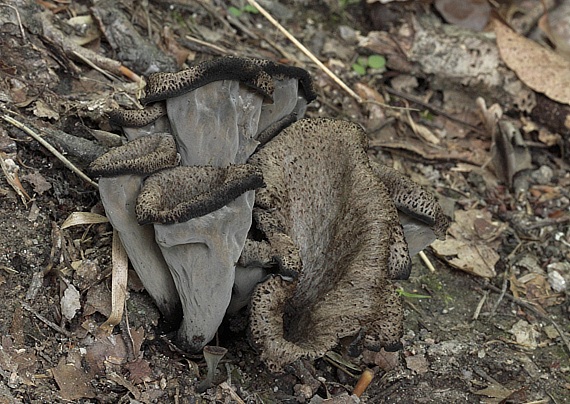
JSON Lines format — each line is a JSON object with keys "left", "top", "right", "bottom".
{"left": 84, "top": 282, "right": 112, "bottom": 317}
{"left": 60, "top": 280, "right": 81, "bottom": 321}
{"left": 493, "top": 18, "right": 570, "bottom": 105}
{"left": 20, "top": 171, "right": 52, "bottom": 194}
{"left": 52, "top": 356, "right": 96, "bottom": 400}
{"left": 32, "top": 100, "right": 60, "bottom": 120}
{"left": 354, "top": 82, "right": 386, "bottom": 131}
{"left": 474, "top": 382, "right": 513, "bottom": 400}
{"left": 491, "top": 120, "right": 532, "bottom": 188}
{"left": 431, "top": 209, "right": 506, "bottom": 278}
{"left": 61, "top": 211, "right": 109, "bottom": 229}
{"left": 509, "top": 319, "right": 540, "bottom": 349}
{"left": 84, "top": 334, "right": 128, "bottom": 375}
{"left": 66, "top": 15, "right": 101, "bottom": 46}
{"left": 97, "top": 230, "right": 128, "bottom": 336}
{"left": 404, "top": 354, "right": 428, "bottom": 374}
{"left": 0, "top": 152, "right": 30, "bottom": 204}
{"left": 125, "top": 358, "right": 153, "bottom": 384}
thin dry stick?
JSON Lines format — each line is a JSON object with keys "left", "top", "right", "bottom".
{"left": 21, "top": 302, "right": 72, "bottom": 338}
{"left": 419, "top": 250, "right": 436, "bottom": 273}
{"left": 0, "top": 115, "right": 99, "bottom": 188}
{"left": 246, "top": 0, "right": 363, "bottom": 103}
{"left": 0, "top": 3, "right": 26, "bottom": 44}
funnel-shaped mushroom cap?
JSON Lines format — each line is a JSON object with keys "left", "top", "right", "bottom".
{"left": 196, "top": 345, "right": 228, "bottom": 393}
{"left": 248, "top": 118, "right": 448, "bottom": 372}
{"left": 89, "top": 133, "right": 178, "bottom": 177}
{"left": 154, "top": 190, "right": 256, "bottom": 351}
{"left": 92, "top": 133, "right": 182, "bottom": 326}
{"left": 135, "top": 164, "right": 264, "bottom": 225}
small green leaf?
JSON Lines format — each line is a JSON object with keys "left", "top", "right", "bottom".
{"left": 352, "top": 63, "right": 366, "bottom": 75}
{"left": 243, "top": 4, "right": 259, "bottom": 13}
{"left": 367, "top": 54, "right": 386, "bottom": 69}
{"left": 228, "top": 6, "right": 242, "bottom": 17}
{"left": 356, "top": 56, "right": 368, "bottom": 68}
{"left": 397, "top": 288, "right": 431, "bottom": 299}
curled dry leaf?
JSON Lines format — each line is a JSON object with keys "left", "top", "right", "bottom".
{"left": 61, "top": 212, "right": 109, "bottom": 229}
{"left": 493, "top": 18, "right": 570, "bottom": 105}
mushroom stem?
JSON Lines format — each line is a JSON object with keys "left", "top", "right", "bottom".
{"left": 196, "top": 345, "right": 228, "bottom": 393}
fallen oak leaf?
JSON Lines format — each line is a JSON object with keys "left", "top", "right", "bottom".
{"left": 493, "top": 18, "right": 570, "bottom": 105}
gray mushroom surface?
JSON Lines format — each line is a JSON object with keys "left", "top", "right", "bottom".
{"left": 94, "top": 57, "right": 315, "bottom": 351}
{"left": 89, "top": 134, "right": 181, "bottom": 325}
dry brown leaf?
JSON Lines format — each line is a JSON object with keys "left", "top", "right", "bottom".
{"left": 493, "top": 18, "right": 570, "bottom": 105}
{"left": 431, "top": 209, "right": 506, "bottom": 278}
{"left": 52, "top": 356, "right": 96, "bottom": 400}
{"left": 20, "top": 171, "right": 52, "bottom": 195}
{"left": 125, "top": 358, "right": 153, "bottom": 384}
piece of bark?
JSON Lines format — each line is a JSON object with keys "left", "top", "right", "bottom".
{"left": 359, "top": 13, "right": 536, "bottom": 112}
{"left": 90, "top": 0, "right": 177, "bottom": 74}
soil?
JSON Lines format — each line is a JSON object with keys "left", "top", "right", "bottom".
{"left": 1, "top": 1, "right": 569, "bottom": 403}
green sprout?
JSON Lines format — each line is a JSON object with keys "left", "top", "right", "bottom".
{"left": 396, "top": 287, "right": 431, "bottom": 299}
{"left": 352, "top": 54, "right": 386, "bottom": 76}
{"left": 228, "top": 4, "right": 259, "bottom": 17}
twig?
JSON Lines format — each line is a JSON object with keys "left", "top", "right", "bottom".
{"left": 419, "top": 250, "right": 436, "bottom": 273}
{"left": 482, "top": 282, "right": 570, "bottom": 358}
{"left": 0, "top": 114, "right": 98, "bottom": 188}
{"left": 185, "top": 35, "right": 232, "bottom": 56}
{"left": 384, "top": 87, "right": 485, "bottom": 134}
{"left": 489, "top": 273, "right": 509, "bottom": 317}
{"left": 246, "top": 0, "right": 363, "bottom": 103}
{"left": 21, "top": 302, "right": 72, "bottom": 338}
{"left": 0, "top": 3, "right": 26, "bottom": 44}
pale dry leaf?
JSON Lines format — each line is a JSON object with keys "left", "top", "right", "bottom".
{"left": 473, "top": 383, "right": 513, "bottom": 400}
{"left": 509, "top": 319, "right": 540, "bottom": 349}
{"left": 98, "top": 229, "right": 128, "bottom": 336}
{"left": 32, "top": 100, "right": 59, "bottom": 120}
{"left": 60, "top": 281, "right": 81, "bottom": 321}
{"left": 61, "top": 211, "right": 109, "bottom": 229}
{"left": 493, "top": 18, "right": 570, "bottom": 105}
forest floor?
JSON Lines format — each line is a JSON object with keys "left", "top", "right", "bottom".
{"left": 0, "top": 0, "right": 569, "bottom": 403}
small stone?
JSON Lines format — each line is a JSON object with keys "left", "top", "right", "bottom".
{"left": 548, "top": 270, "right": 566, "bottom": 292}
{"left": 530, "top": 165, "right": 554, "bottom": 185}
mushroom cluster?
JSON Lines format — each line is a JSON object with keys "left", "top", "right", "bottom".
{"left": 90, "top": 56, "right": 449, "bottom": 372}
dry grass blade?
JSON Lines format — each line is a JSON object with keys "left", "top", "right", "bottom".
{"left": 246, "top": 0, "right": 362, "bottom": 103}
{"left": 0, "top": 114, "right": 98, "bottom": 188}
{"left": 98, "top": 229, "right": 129, "bottom": 336}
{"left": 61, "top": 212, "right": 109, "bottom": 229}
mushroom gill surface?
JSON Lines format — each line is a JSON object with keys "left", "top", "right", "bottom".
{"left": 248, "top": 118, "right": 449, "bottom": 372}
